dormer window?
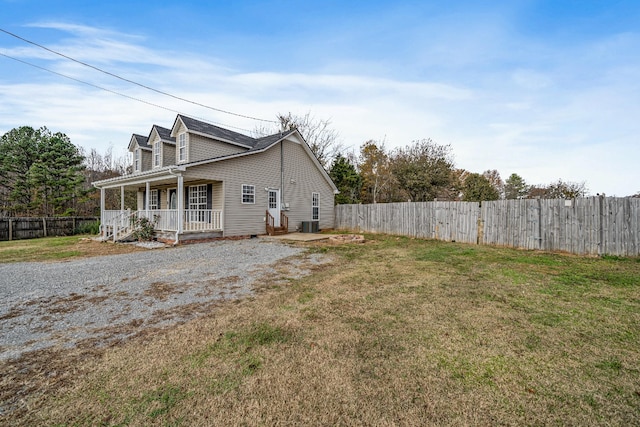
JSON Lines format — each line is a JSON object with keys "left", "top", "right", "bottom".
{"left": 134, "top": 149, "right": 140, "bottom": 172}
{"left": 178, "top": 133, "right": 187, "bottom": 162}
{"left": 153, "top": 141, "right": 160, "bottom": 167}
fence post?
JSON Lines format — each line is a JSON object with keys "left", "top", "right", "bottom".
{"left": 476, "top": 201, "right": 482, "bottom": 245}
{"left": 598, "top": 196, "right": 604, "bottom": 256}
{"left": 43, "top": 217, "right": 47, "bottom": 237}
{"left": 8, "top": 219, "right": 12, "bottom": 241}
{"left": 537, "top": 198, "right": 543, "bottom": 250}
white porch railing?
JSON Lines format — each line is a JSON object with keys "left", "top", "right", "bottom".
{"left": 103, "top": 209, "right": 222, "bottom": 234}
{"left": 136, "top": 209, "right": 222, "bottom": 232}
{"left": 101, "top": 209, "right": 135, "bottom": 242}
{"left": 103, "top": 209, "right": 131, "bottom": 228}
{"left": 184, "top": 209, "right": 222, "bottom": 231}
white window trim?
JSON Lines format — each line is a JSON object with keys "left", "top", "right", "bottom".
{"left": 149, "top": 189, "right": 159, "bottom": 210}
{"left": 188, "top": 184, "right": 207, "bottom": 210}
{"left": 178, "top": 133, "right": 187, "bottom": 163}
{"left": 188, "top": 184, "right": 208, "bottom": 223}
{"left": 153, "top": 141, "right": 161, "bottom": 167}
{"left": 312, "top": 192, "right": 319, "bottom": 221}
{"left": 242, "top": 184, "right": 255, "bottom": 204}
{"left": 134, "top": 149, "right": 140, "bottom": 172}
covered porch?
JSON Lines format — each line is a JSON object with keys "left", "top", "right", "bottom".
{"left": 95, "top": 167, "right": 224, "bottom": 243}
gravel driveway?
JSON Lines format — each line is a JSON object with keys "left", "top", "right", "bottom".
{"left": 0, "top": 238, "right": 326, "bottom": 361}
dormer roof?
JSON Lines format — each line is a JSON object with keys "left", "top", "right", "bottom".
{"left": 127, "top": 133, "right": 150, "bottom": 152}
{"left": 149, "top": 125, "right": 176, "bottom": 145}
{"left": 171, "top": 114, "right": 256, "bottom": 149}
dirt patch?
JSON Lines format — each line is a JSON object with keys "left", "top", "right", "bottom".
{"left": 64, "top": 240, "right": 150, "bottom": 259}
{"left": 329, "top": 234, "right": 365, "bottom": 244}
{"left": 144, "top": 282, "right": 185, "bottom": 301}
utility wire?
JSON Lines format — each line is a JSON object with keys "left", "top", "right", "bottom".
{"left": 0, "top": 27, "right": 277, "bottom": 123}
{"left": 0, "top": 51, "right": 256, "bottom": 134}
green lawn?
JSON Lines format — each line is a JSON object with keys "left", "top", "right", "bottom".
{"left": 4, "top": 234, "right": 639, "bottom": 426}
{"left": 0, "top": 235, "right": 143, "bottom": 263}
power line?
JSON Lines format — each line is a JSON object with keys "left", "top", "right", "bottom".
{"left": 0, "top": 27, "right": 277, "bottom": 123}
{"left": 0, "top": 51, "right": 257, "bottom": 134}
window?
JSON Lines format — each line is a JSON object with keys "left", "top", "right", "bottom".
{"left": 242, "top": 184, "right": 255, "bottom": 204}
{"left": 134, "top": 149, "right": 140, "bottom": 172}
{"left": 188, "top": 184, "right": 207, "bottom": 222}
{"left": 153, "top": 141, "right": 160, "bottom": 167}
{"left": 312, "top": 192, "right": 319, "bottom": 221}
{"left": 149, "top": 189, "right": 159, "bottom": 210}
{"left": 189, "top": 185, "right": 207, "bottom": 210}
{"left": 268, "top": 190, "right": 277, "bottom": 209}
{"left": 178, "top": 133, "right": 187, "bottom": 162}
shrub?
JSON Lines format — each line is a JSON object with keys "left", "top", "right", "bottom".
{"left": 132, "top": 215, "right": 158, "bottom": 241}
{"left": 74, "top": 221, "right": 100, "bottom": 235}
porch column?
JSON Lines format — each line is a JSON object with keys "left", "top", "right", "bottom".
{"left": 100, "top": 187, "right": 105, "bottom": 235}
{"left": 145, "top": 181, "right": 150, "bottom": 217}
{"left": 177, "top": 174, "right": 184, "bottom": 234}
{"left": 120, "top": 186, "right": 125, "bottom": 213}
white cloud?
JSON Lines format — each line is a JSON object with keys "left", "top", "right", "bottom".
{"left": 1, "top": 20, "right": 638, "bottom": 196}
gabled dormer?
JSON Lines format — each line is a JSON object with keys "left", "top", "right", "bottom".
{"left": 128, "top": 134, "right": 151, "bottom": 173}
{"left": 170, "top": 115, "right": 254, "bottom": 164}
{"left": 148, "top": 125, "right": 176, "bottom": 168}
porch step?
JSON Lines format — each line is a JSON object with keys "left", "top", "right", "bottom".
{"left": 270, "top": 226, "right": 288, "bottom": 236}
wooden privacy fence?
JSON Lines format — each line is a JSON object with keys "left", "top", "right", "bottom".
{"left": 0, "top": 217, "right": 99, "bottom": 241}
{"left": 335, "top": 197, "right": 640, "bottom": 256}
{"left": 335, "top": 201, "right": 480, "bottom": 244}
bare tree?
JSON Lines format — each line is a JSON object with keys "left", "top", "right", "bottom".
{"left": 482, "top": 169, "right": 504, "bottom": 199}
{"left": 527, "top": 179, "right": 588, "bottom": 199}
{"left": 276, "top": 112, "right": 343, "bottom": 169}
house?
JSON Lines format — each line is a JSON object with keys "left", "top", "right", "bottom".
{"left": 93, "top": 114, "right": 339, "bottom": 243}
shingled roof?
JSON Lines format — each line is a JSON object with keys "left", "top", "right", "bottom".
{"left": 128, "top": 133, "right": 150, "bottom": 151}
{"left": 175, "top": 115, "right": 257, "bottom": 148}
{"left": 151, "top": 125, "right": 176, "bottom": 144}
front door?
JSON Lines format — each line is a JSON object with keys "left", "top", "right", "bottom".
{"left": 168, "top": 189, "right": 177, "bottom": 209}
{"left": 268, "top": 189, "right": 280, "bottom": 227}
{"left": 168, "top": 188, "right": 177, "bottom": 230}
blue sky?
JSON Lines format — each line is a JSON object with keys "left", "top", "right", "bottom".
{"left": 1, "top": 0, "right": 638, "bottom": 196}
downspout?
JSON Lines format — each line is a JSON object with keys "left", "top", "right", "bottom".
{"left": 280, "top": 140, "right": 284, "bottom": 205}
{"left": 100, "top": 187, "right": 105, "bottom": 237}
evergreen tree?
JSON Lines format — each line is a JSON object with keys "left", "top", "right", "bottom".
{"left": 329, "top": 153, "right": 362, "bottom": 204}
{"left": 0, "top": 126, "right": 86, "bottom": 216}
{"left": 504, "top": 173, "right": 529, "bottom": 199}
{"left": 462, "top": 173, "right": 500, "bottom": 201}
{"left": 0, "top": 126, "right": 41, "bottom": 215}
{"left": 28, "top": 130, "right": 86, "bottom": 216}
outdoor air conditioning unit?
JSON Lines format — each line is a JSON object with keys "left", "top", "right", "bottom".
{"left": 301, "top": 221, "right": 319, "bottom": 233}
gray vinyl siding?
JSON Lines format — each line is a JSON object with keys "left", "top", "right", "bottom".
{"left": 184, "top": 138, "right": 335, "bottom": 236}
{"left": 185, "top": 145, "right": 281, "bottom": 236}
{"left": 188, "top": 133, "right": 247, "bottom": 163}
{"left": 162, "top": 142, "right": 176, "bottom": 167}
{"left": 141, "top": 150, "right": 152, "bottom": 172}
{"left": 281, "top": 140, "right": 335, "bottom": 231}
{"left": 212, "top": 182, "right": 224, "bottom": 211}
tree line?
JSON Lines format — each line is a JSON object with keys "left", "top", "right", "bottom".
{"left": 1, "top": 119, "right": 637, "bottom": 217}
{"left": 269, "top": 113, "right": 606, "bottom": 204}
{"left": 0, "top": 126, "right": 131, "bottom": 217}
{"left": 328, "top": 138, "right": 596, "bottom": 205}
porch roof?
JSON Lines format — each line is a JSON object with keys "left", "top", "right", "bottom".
{"left": 93, "top": 165, "right": 185, "bottom": 189}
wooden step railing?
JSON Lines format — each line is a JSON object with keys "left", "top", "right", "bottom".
{"left": 266, "top": 210, "right": 289, "bottom": 236}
